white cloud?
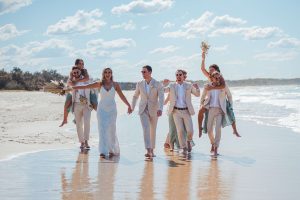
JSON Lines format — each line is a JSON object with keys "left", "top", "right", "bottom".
{"left": 213, "top": 45, "right": 228, "bottom": 52}
{"left": 210, "top": 26, "right": 282, "bottom": 40}
{"left": 243, "top": 26, "right": 282, "bottom": 40}
{"left": 161, "top": 11, "right": 238, "bottom": 39}
{"left": 141, "top": 25, "right": 150, "bottom": 30}
{"left": 149, "top": 45, "right": 179, "bottom": 54}
{"left": 77, "top": 38, "right": 136, "bottom": 58}
{"left": 0, "top": 0, "right": 31, "bottom": 15}
{"left": 163, "top": 22, "right": 174, "bottom": 29}
{"left": 161, "top": 11, "right": 282, "bottom": 40}
{"left": 0, "top": 39, "right": 73, "bottom": 68}
{"left": 268, "top": 37, "right": 300, "bottom": 48}
{"left": 0, "top": 24, "right": 28, "bottom": 41}
{"left": 111, "top": 20, "right": 136, "bottom": 30}
{"left": 111, "top": 0, "right": 174, "bottom": 15}
{"left": 254, "top": 51, "right": 298, "bottom": 61}
{"left": 46, "top": 9, "right": 106, "bottom": 35}
{"left": 211, "top": 15, "right": 246, "bottom": 27}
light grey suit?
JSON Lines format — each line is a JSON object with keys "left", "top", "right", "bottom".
{"left": 132, "top": 79, "right": 164, "bottom": 149}
{"left": 165, "top": 82, "right": 200, "bottom": 149}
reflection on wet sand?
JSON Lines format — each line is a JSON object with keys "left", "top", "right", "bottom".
{"left": 138, "top": 161, "right": 154, "bottom": 200}
{"left": 94, "top": 156, "right": 119, "bottom": 199}
{"left": 197, "top": 159, "right": 231, "bottom": 200}
{"left": 61, "top": 150, "right": 92, "bottom": 200}
{"left": 164, "top": 150, "right": 192, "bottom": 200}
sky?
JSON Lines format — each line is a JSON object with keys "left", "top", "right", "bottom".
{"left": 0, "top": 0, "right": 300, "bottom": 81}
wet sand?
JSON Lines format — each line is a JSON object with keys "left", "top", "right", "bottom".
{"left": 1, "top": 116, "right": 300, "bottom": 199}
{"left": 1, "top": 91, "right": 300, "bottom": 199}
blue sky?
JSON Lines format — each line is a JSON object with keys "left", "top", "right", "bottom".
{"left": 0, "top": 0, "right": 299, "bottom": 81}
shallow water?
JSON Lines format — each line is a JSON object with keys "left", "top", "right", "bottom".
{"left": 1, "top": 115, "right": 300, "bottom": 200}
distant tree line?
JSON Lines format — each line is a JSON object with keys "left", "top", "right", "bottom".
{"left": 0, "top": 68, "right": 68, "bottom": 91}
{"left": 1, "top": 68, "right": 299, "bottom": 91}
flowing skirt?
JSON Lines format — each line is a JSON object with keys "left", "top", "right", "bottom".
{"left": 97, "top": 105, "right": 120, "bottom": 155}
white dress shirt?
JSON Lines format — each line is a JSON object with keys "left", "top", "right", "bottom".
{"left": 175, "top": 83, "right": 187, "bottom": 108}
{"left": 145, "top": 79, "right": 152, "bottom": 95}
{"left": 209, "top": 89, "right": 221, "bottom": 108}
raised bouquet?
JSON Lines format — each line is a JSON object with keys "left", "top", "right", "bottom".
{"left": 43, "top": 80, "right": 72, "bottom": 95}
{"left": 201, "top": 41, "right": 210, "bottom": 54}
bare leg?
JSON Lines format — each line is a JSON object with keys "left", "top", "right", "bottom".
{"left": 210, "top": 145, "right": 214, "bottom": 153}
{"left": 214, "top": 147, "right": 218, "bottom": 156}
{"left": 198, "top": 107, "right": 206, "bottom": 138}
{"left": 59, "top": 98, "right": 72, "bottom": 127}
{"left": 84, "top": 140, "right": 90, "bottom": 149}
{"left": 145, "top": 148, "right": 151, "bottom": 158}
{"left": 232, "top": 122, "right": 241, "bottom": 137}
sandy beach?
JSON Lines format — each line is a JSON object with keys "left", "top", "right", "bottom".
{"left": 1, "top": 90, "right": 300, "bottom": 199}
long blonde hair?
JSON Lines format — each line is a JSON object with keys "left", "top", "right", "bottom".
{"left": 101, "top": 67, "right": 113, "bottom": 84}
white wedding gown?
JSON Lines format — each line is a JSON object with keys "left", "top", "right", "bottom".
{"left": 97, "top": 86, "right": 120, "bottom": 155}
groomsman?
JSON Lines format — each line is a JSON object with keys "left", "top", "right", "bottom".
{"left": 165, "top": 70, "right": 200, "bottom": 155}
{"left": 132, "top": 65, "right": 164, "bottom": 158}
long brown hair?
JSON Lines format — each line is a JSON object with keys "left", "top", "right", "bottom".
{"left": 101, "top": 67, "right": 113, "bottom": 84}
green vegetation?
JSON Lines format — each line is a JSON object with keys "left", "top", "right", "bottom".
{"left": 0, "top": 68, "right": 68, "bottom": 91}
{"left": 0, "top": 68, "right": 299, "bottom": 91}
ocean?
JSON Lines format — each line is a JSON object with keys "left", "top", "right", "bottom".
{"left": 231, "top": 85, "right": 300, "bottom": 133}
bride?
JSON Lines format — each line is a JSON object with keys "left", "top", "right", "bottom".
{"left": 73, "top": 67, "right": 132, "bottom": 158}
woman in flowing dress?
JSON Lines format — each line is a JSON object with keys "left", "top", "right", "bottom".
{"left": 73, "top": 67, "right": 132, "bottom": 158}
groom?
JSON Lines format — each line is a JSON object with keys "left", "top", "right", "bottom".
{"left": 132, "top": 65, "right": 164, "bottom": 158}
{"left": 165, "top": 69, "right": 200, "bottom": 155}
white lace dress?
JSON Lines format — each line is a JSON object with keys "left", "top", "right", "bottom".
{"left": 97, "top": 86, "right": 120, "bottom": 155}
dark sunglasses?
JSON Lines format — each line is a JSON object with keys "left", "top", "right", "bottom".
{"left": 176, "top": 74, "right": 183, "bottom": 76}
{"left": 141, "top": 70, "right": 147, "bottom": 74}
{"left": 73, "top": 71, "right": 80, "bottom": 75}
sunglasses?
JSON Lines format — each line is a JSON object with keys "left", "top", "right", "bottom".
{"left": 72, "top": 71, "right": 80, "bottom": 75}
{"left": 141, "top": 70, "right": 147, "bottom": 74}
{"left": 176, "top": 74, "right": 183, "bottom": 77}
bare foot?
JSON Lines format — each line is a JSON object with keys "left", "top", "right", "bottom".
{"left": 80, "top": 142, "right": 85, "bottom": 149}
{"left": 84, "top": 141, "right": 90, "bottom": 149}
{"left": 214, "top": 147, "right": 218, "bottom": 156}
{"left": 100, "top": 153, "right": 105, "bottom": 158}
{"left": 145, "top": 153, "right": 151, "bottom": 158}
{"left": 210, "top": 145, "right": 214, "bottom": 153}
{"left": 109, "top": 152, "right": 114, "bottom": 158}
{"left": 164, "top": 143, "right": 170, "bottom": 149}
{"left": 233, "top": 131, "right": 241, "bottom": 137}
{"left": 59, "top": 120, "right": 67, "bottom": 127}
{"left": 187, "top": 141, "right": 192, "bottom": 153}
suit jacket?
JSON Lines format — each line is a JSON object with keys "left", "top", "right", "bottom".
{"left": 131, "top": 78, "right": 164, "bottom": 117}
{"left": 200, "top": 85, "right": 233, "bottom": 114}
{"left": 165, "top": 82, "right": 200, "bottom": 116}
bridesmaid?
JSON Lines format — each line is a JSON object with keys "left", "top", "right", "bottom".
{"left": 73, "top": 68, "right": 132, "bottom": 158}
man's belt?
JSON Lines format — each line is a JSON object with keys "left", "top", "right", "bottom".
{"left": 174, "top": 107, "right": 188, "bottom": 110}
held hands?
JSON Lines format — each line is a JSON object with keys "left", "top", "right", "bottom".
{"left": 192, "top": 83, "right": 199, "bottom": 90}
{"left": 163, "top": 79, "right": 170, "bottom": 87}
{"left": 127, "top": 105, "right": 133, "bottom": 114}
{"left": 157, "top": 110, "right": 162, "bottom": 117}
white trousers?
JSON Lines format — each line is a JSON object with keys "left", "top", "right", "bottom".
{"left": 74, "top": 103, "right": 91, "bottom": 143}
{"left": 140, "top": 108, "right": 158, "bottom": 149}
{"left": 173, "top": 109, "right": 193, "bottom": 149}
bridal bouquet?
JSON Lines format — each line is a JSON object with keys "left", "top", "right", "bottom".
{"left": 43, "top": 80, "right": 72, "bottom": 95}
{"left": 201, "top": 41, "right": 210, "bottom": 54}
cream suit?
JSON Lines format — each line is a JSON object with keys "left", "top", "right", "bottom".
{"left": 165, "top": 82, "right": 200, "bottom": 149}
{"left": 200, "top": 85, "right": 232, "bottom": 148}
{"left": 132, "top": 79, "right": 164, "bottom": 149}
